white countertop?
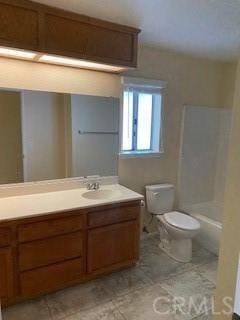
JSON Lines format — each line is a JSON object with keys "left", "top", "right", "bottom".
{"left": 0, "top": 184, "right": 144, "bottom": 222}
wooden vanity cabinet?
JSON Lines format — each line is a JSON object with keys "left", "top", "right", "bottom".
{"left": 0, "top": 248, "right": 14, "bottom": 302}
{"left": 0, "top": 227, "right": 14, "bottom": 303}
{"left": 0, "top": 201, "right": 141, "bottom": 306}
{"left": 87, "top": 203, "right": 140, "bottom": 274}
{"left": 17, "top": 212, "right": 87, "bottom": 298}
{"left": 88, "top": 220, "right": 139, "bottom": 274}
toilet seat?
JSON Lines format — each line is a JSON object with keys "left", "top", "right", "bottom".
{"left": 163, "top": 211, "right": 200, "bottom": 231}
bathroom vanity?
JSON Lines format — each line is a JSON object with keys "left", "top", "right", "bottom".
{"left": 0, "top": 183, "right": 142, "bottom": 306}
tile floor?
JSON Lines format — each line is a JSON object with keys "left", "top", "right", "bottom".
{"left": 2, "top": 234, "right": 217, "bottom": 320}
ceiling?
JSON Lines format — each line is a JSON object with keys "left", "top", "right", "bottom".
{"left": 35, "top": 0, "right": 240, "bottom": 61}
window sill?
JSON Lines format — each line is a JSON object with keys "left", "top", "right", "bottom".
{"left": 119, "top": 150, "right": 164, "bottom": 159}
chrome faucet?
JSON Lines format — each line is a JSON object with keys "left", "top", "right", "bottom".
{"left": 87, "top": 182, "right": 100, "bottom": 190}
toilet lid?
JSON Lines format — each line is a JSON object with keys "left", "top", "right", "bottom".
{"left": 164, "top": 211, "right": 200, "bottom": 231}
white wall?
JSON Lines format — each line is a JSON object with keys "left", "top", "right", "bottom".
{"left": 178, "top": 106, "right": 232, "bottom": 223}
{"left": 214, "top": 61, "right": 240, "bottom": 320}
{"left": 214, "top": 110, "right": 232, "bottom": 209}
{"left": 71, "top": 95, "right": 119, "bottom": 177}
{"left": 0, "top": 57, "right": 121, "bottom": 98}
{"left": 21, "top": 91, "right": 66, "bottom": 182}
{"left": 234, "top": 256, "right": 240, "bottom": 315}
{"left": 0, "top": 91, "right": 23, "bottom": 184}
{"left": 178, "top": 106, "right": 220, "bottom": 206}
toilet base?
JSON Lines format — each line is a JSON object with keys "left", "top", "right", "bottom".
{"left": 159, "top": 238, "right": 192, "bottom": 263}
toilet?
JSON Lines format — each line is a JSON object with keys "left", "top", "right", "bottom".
{"left": 145, "top": 184, "right": 200, "bottom": 263}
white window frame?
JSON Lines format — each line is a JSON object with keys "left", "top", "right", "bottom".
{"left": 119, "top": 76, "right": 167, "bottom": 158}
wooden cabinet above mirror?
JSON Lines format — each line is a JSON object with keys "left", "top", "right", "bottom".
{"left": 0, "top": 0, "right": 140, "bottom": 72}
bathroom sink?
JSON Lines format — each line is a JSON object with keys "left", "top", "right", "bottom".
{"left": 82, "top": 189, "right": 120, "bottom": 200}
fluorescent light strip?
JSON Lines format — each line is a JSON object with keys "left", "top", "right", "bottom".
{"left": 0, "top": 47, "right": 37, "bottom": 59}
{"left": 39, "top": 54, "right": 125, "bottom": 72}
{"left": 0, "top": 46, "right": 126, "bottom": 72}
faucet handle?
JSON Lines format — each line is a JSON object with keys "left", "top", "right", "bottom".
{"left": 85, "top": 181, "right": 100, "bottom": 190}
{"left": 86, "top": 183, "right": 91, "bottom": 190}
{"left": 94, "top": 182, "right": 100, "bottom": 189}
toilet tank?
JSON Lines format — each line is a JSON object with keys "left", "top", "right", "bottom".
{"left": 145, "top": 184, "right": 175, "bottom": 215}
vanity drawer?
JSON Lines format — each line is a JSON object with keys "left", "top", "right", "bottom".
{"left": 0, "top": 229, "right": 11, "bottom": 247}
{"left": 18, "top": 215, "right": 84, "bottom": 242}
{"left": 20, "top": 257, "right": 84, "bottom": 296}
{"left": 19, "top": 232, "right": 83, "bottom": 271}
{"left": 88, "top": 204, "right": 139, "bottom": 228}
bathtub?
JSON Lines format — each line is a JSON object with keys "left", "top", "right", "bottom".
{"left": 180, "top": 202, "right": 222, "bottom": 255}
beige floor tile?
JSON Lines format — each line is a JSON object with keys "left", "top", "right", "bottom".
{"left": 191, "top": 243, "right": 218, "bottom": 267}
{"left": 2, "top": 298, "right": 51, "bottom": 320}
{"left": 64, "top": 301, "right": 124, "bottom": 320}
{"left": 159, "top": 270, "right": 215, "bottom": 319}
{"left": 113, "top": 283, "right": 190, "bottom": 320}
{"left": 139, "top": 248, "right": 191, "bottom": 282}
{"left": 140, "top": 235, "right": 161, "bottom": 257}
{"left": 192, "top": 312, "right": 213, "bottom": 320}
{"left": 46, "top": 279, "right": 111, "bottom": 320}
{"left": 99, "top": 265, "right": 151, "bottom": 297}
{"left": 195, "top": 261, "right": 218, "bottom": 285}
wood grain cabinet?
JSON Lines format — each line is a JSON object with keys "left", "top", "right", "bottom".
{"left": 0, "top": 228, "right": 11, "bottom": 247}
{"left": 0, "top": 0, "right": 140, "bottom": 69}
{"left": 0, "top": 201, "right": 140, "bottom": 306}
{"left": 0, "top": 228, "right": 14, "bottom": 302}
{"left": 88, "top": 220, "right": 139, "bottom": 274}
{"left": 0, "top": 1, "right": 39, "bottom": 50}
{"left": 16, "top": 212, "right": 86, "bottom": 297}
{"left": 0, "top": 247, "right": 14, "bottom": 302}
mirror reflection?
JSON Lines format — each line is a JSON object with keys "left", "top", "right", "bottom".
{"left": 0, "top": 89, "right": 120, "bottom": 185}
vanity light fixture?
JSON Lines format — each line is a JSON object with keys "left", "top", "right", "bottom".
{"left": 0, "top": 46, "right": 127, "bottom": 73}
{"left": 0, "top": 47, "right": 37, "bottom": 59}
{"left": 39, "top": 54, "right": 126, "bottom": 72}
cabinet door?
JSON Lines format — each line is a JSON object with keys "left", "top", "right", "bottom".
{"left": 0, "top": 247, "right": 14, "bottom": 301}
{"left": 44, "top": 12, "right": 136, "bottom": 66}
{"left": 0, "top": 2, "right": 39, "bottom": 50}
{"left": 88, "top": 220, "right": 139, "bottom": 274}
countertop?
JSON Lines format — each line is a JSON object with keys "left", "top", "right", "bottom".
{"left": 0, "top": 184, "right": 144, "bottom": 222}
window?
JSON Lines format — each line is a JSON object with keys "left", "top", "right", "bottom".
{"left": 121, "top": 77, "right": 165, "bottom": 156}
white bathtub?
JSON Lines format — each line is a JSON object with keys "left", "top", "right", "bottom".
{"left": 180, "top": 202, "right": 222, "bottom": 255}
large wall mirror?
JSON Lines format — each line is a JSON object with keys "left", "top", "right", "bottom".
{"left": 0, "top": 89, "right": 120, "bottom": 185}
